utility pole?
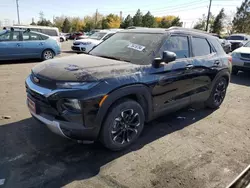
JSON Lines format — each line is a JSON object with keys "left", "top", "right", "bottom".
{"left": 95, "top": 9, "right": 98, "bottom": 29}
{"left": 206, "top": 0, "right": 212, "bottom": 32}
{"left": 16, "top": 0, "right": 20, "bottom": 24}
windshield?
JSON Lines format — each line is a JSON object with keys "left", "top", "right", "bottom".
{"left": 89, "top": 32, "right": 107, "bottom": 40}
{"left": 89, "top": 32, "right": 164, "bottom": 65}
{"left": 244, "top": 41, "right": 250, "bottom": 47}
{"left": 227, "top": 35, "right": 245, "bottom": 40}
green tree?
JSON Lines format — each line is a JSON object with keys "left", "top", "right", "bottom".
{"left": 133, "top": 9, "right": 143, "bottom": 26}
{"left": 120, "top": 14, "right": 133, "bottom": 28}
{"left": 142, "top": 11, "right": 156, "bottom": 27}
{"left": 212, "top": 8, "right": 225, "bottom": 34}
{"left": 30, "top": 21, "right": 36, "bottom": 25}
{"left": 62, "top": 18, "right": 71, "bottom": 33}
{"left": 233, "top": 0, "right": 250, "bottom": 33}
{"left": 193, "top": 14, "right": 215, "bottom": 31}
{"left": 37, "top": 19, "right": 52, "bottom": 26}
{"left": 171, "top": 17, "right": 183, "bottom": 27}
{"left": 53, "top": 16, "right": 66, "bottom": 31}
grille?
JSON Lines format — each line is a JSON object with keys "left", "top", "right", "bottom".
{"left": 26, "top": 85, "right": 48, "bottom": 104}
{"left": 31, "top": 74, "right": 56, "bottom": 89}
{"left": 72, "top": 46, "right": 81, "bottom": 51}
{"left": 241, "top": 53, "right": 250, "bottom": 59}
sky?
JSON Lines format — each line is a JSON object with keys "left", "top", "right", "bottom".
{"left": 0, "top": 0, "right": 243, "bottom": 28}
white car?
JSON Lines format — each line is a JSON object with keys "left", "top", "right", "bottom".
{"left": 231, "top": 41, "right": 250, "bottom": 75}
{"left": 71, "top": 30, "right": 116, "bottom": 53}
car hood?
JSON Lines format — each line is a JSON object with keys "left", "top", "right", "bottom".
{"left": 74, "top": 38, "right": 101, "bottom": 45}
{"left": 233, "top": 47, "right": 250, "bottom": 53}
{"left": 32, "top": 54, "right": 146, "bottom": 82}
{"left": 228, "top": 40, "right": 243, "bottom": 43}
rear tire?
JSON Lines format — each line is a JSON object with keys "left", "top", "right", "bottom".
{"left": 42, "top": 49, "right": 54, "bottom": 61}
{"left": 232, "top": 67, "right": 238, "bottom": 75}
{"left": 205, "top": 77, "right": 228, "bottom": 109}
{"left": 60, "top": 38, "right": 64, "bottom": 42}
{"left": 100, "top": 99, "right": 145, "bottom": 151}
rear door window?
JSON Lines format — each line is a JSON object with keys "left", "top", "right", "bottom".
{"left": 22, "top": 32, "right": 41, "bottom": 41}
{"left": 41, "top": 29, "right": 58, "bottom": 36}
{"left": 161, "top": 35, "right": 190, "bottom": 59}
{"left": 192, "top": 37, "right": 212, "bottom": 56}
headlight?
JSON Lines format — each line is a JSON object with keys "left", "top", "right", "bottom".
{"left": 82, "top": 42, "right": 91, "bottom": 45}
{"left": 56, "top": 82, "right": 99, "bottom": 89}
{"left": 231, "top": 52, "right": 240, "bottom": 58}
{"left": 60, "top": 99, "right": 81, "bottom": 113}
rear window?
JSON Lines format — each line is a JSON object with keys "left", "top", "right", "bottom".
{"left": 210, "top": 38, "right": 225, "bottom": 55}
{"left": 227, "top": 35, "right": 244, "bottom": 40}
{"left": 192, "top": 37, "right": 212, "bottom": 56}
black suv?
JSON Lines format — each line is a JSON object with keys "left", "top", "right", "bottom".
{"left": 26, "top": 27, "right": 231, "bottom": 150}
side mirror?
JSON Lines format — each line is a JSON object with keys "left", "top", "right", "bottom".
{"left": 152, "top": 51, "right": 176, "bottom": 68}
{"left": 245, "top": 38, "right": 248, "bottom": 41}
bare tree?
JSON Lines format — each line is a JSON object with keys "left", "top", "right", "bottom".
{"left": 224, "top": 11, "right": 235, "bottom": 35}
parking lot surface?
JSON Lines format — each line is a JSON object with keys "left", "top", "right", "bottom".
{"left": 0, "top": 41, "right": 249, "bottom": 188}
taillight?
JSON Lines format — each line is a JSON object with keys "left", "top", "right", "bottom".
{"left": 228, "top": 56, "right": 232, "bottom": 63}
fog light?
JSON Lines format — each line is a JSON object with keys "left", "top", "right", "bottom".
{"left": 61, "top": 99, "right": 81, "bottom": 113}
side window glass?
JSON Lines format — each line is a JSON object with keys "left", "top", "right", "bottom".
{"left": 0, "top": 31, "right": 20, "bottom": 41}
{"left": 23, "top": 32, "right": 41, "bottom": 41}
{"left": 162, "top": 35, "right": 189, "bottom": 59}
{"left": 192, "top": 37, "right": 212, "bottom": 56}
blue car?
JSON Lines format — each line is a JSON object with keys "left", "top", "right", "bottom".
{"left": 0, "top": 29, "right": 61, "bottom": 61}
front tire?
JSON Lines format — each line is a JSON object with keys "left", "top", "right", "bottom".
{"left": 205, "top": 77, "right": 228, "bottom": 109}
{"left": 60, "top": 38, "right": 64, "bottom": 42}
{"left": 42, "top": 49, "right": 54, "bottom": 60}
{"left": 100, "top": 99, "right": 145, "bottom": 151}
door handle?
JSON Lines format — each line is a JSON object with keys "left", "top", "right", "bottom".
{"left": 39, "top": 42, "right": 44, "bottom": 45}
{"left": 186, "top": 64, "right": 194, "bottom": 69}
{"left": 16, "top": 43, "right": 21, "bottom": 47}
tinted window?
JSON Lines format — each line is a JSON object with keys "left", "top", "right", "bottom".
{"left": 210, "top": 38, "right": 225, "bottom": 55}
{"left": 90, "top": 32, "right": 163, "bottom": 65}
{"left": 162, "top": 35, "right": 189, "bottom": 59}
{"left": 0, "top": 31, "right": 20, "bottom": 41}
{"left": 192, "top": 37, "right": 212, "bottom": 56}
{"left": 41, "top": 29, "right": 58, "bottom": 36}
{"left": 22, "top": 32, "right": 41, "bottom": 41}
{"left": 227, "top": 35, "right": 244, "bottom": 40}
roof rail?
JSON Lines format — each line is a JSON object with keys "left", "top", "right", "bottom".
{"left": 168, "top": 27, "right": 209, "bottom": 34}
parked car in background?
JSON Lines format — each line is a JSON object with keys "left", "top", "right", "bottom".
{"left": 59, "top": 33, "right": 67, "bottom": 42}
{"left": 218, "top": 39, "right": 231, "bottom": 53}
{"left": 227, "top": 34, "right": 250, "bottom": 51}
{"left": 4, "top": 25, "right": 61, "bottom": 45}
{"left": 0, "top": 28, "right": 61, "bottom": 61}
{"left": 231, "top": 41, "right": 250, "bottom": 75}
{"left": 74, "top": 35, "right": 89, "bottom": 40}
{"left": 69, "top": 32, "right": 83, "bottom": 40}
{"left": 71, "top": 30, "right": 116, "bottom": 53}
{"left": 26, "top": 27, "right": 231, "bottom": 150}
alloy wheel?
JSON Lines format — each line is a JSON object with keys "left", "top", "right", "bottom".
{"left": 111, "top": 109, "right": 141, "bottom": 144}
{"left": 44, "top": 50, "right": 53, "bottom": 60}
{"left": 213, "top": 79, "right": 226, "bottom": 106}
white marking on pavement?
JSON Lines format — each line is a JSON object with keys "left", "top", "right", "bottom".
{"left": 8, "top": 154, "right": 24, "bottom": 162}
{"left": 0, "top": 179, "right": 5, "bottom": 186}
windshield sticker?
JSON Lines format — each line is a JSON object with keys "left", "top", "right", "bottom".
{"left": 127, "top": 43, "right": 145, "bottom": 51}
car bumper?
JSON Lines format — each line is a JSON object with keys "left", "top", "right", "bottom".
{"left": 71, "top": 45, "right": 87, "bottom": 53}
{"left": 25, "top": 75, "right": 101, "bottom": 141}
{"left": 232, "top": 57, "right": 250, "bottom": 70}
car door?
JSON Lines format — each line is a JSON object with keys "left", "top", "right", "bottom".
{"left": 189, "top": 36, "right": 219, "bottom": 103}
{"left": 20, "top": 31, "right": 44, "bottom": 58}
{"left": 152, "top": 34, "right": 195, "bottom": 113}
{"left": 0, "top": 31, "right": 22, "bottom": 60}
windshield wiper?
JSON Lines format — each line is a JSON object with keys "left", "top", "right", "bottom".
{"left": 98, "top": 55, "right": 131, "bottom": 62}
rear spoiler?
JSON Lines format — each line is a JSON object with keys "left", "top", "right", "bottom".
{"left": 226, "top": 165, "right": 250, "bottom": 188}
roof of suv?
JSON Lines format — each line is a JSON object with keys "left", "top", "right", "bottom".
{"left": 119, "top": 27, "right": 216, "bottom": 38}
